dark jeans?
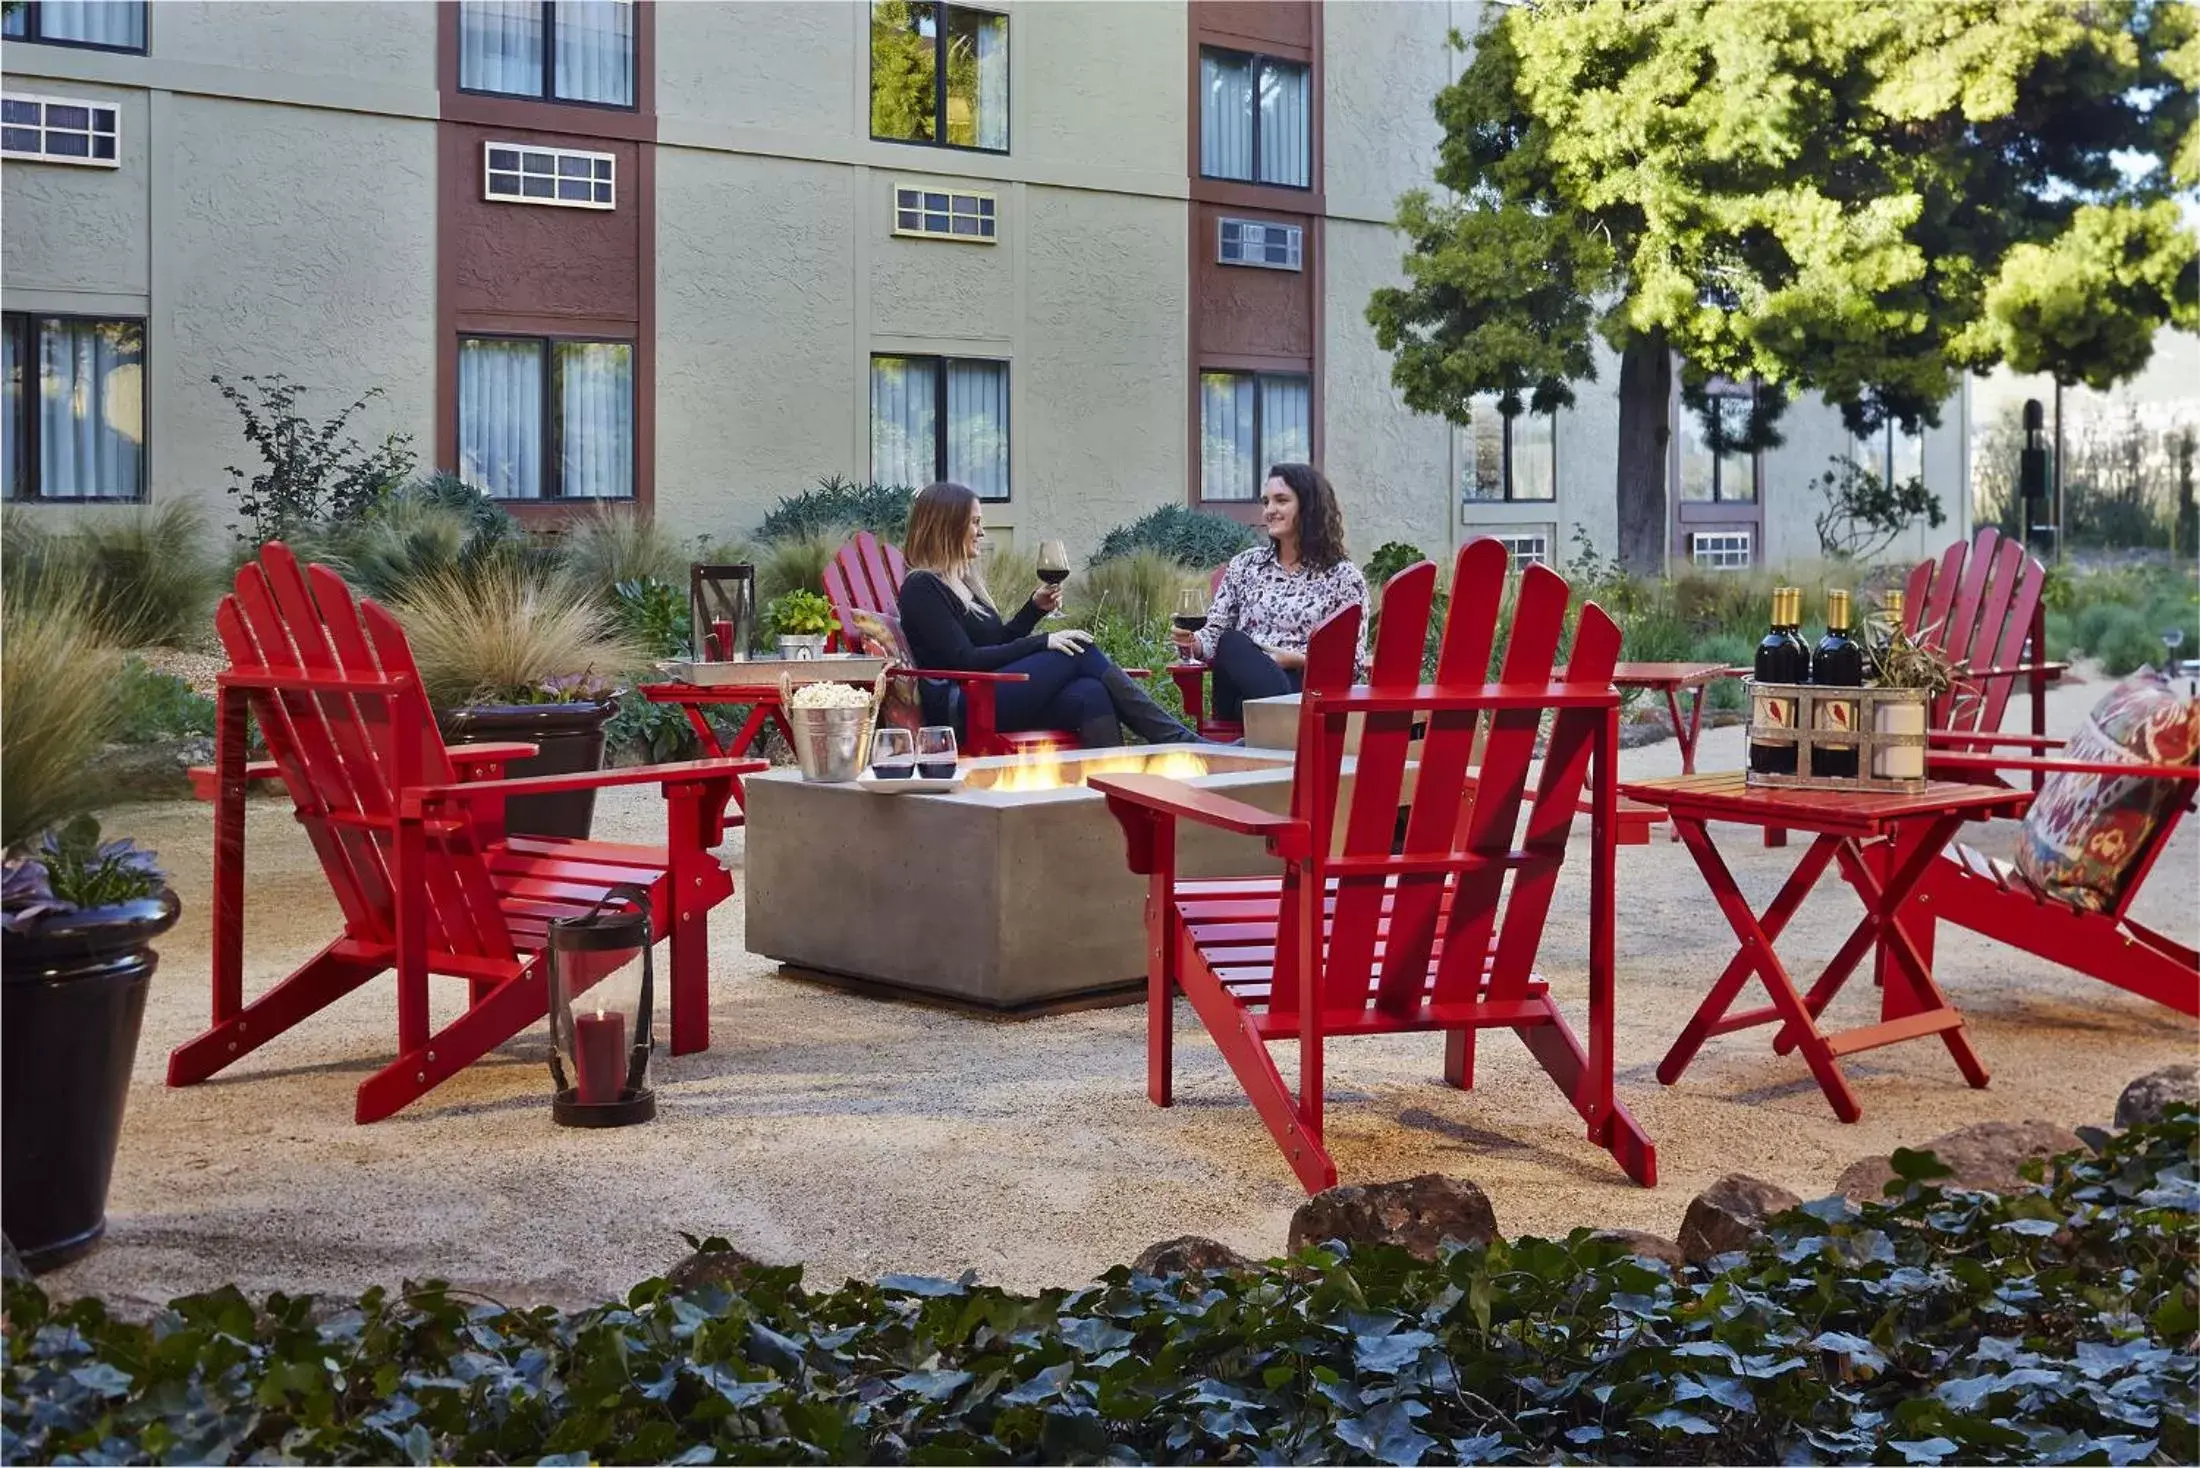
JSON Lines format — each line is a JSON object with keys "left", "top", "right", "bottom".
{"left": 1210, "top": 628, "right": 1301, "bottom": 722}
{"left": 991, "top": 644, "right": 1122, "bottom": 746}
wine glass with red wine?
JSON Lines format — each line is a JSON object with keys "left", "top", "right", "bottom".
{"left": 1036, "top": 539, "right": 1070, "bottom": 618}
{"left": 1174, "top": 585, "right": 1210, "bottom": 638}
{"left": 915, "top": 725, "right": 959, "bottom": 780}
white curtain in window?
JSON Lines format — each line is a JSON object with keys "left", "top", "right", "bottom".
{"left": 557, "top": 341, "right": 633, "bottom": 498}
{"left": 34, "top": 1, "right": 145, "bottom": 48}
{"left": 1258, "top": 60, "right": 1310, "bottom": 187}
{"left": 1462, "top": 395, "right": 1503, "bottom": 502}
{"left": 870, "top": 356, "right": 937, "bottom": 489}
{"left": 1513, "top": 412, "right": 1556, "bottom": 502}
{"left": 459, "top": 339, "right": 543, "bottom": 500}
{"left": 461, "top": 0, "right": 543, "bottom": 96}
{"left": 555, "top": 0, "right": 634, "bottom": 106}
{"left": 1200, "top": 51, "right": 1253, "bottom": 181}
{"left": 945, "top": 360, "right": 1008, "bottom": 500}
{"left": 38, "top": 320, "right": 142, "bottom": 499}
{"left": 972, "top": 9, "right": 1008, "bottom": 151}
{"left": 1200, "top": 372, "right": 1255, "bottom": 501}
{"left": 1259, "top": 374, "right": 1310, "bottom": 468}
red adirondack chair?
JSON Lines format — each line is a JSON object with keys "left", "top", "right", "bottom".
{"left": 167, "top": 544, "right": 764, "bottom": 1123}
{"left": 1906, "top": 525, "right": 2066, "bottom": 775}
{"left": 822, "top": 529, "right": 1132, "bottom": 757}
{"left": 1092, "top": 541, "right": 1655, "bottom": 1192}
{"left": 1168, "top": 566, "right": 1240, "bottom": 741}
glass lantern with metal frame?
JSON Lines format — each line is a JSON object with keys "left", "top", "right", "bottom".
{"left": 547, "top": 884, "right": 657, "bottom": 1127}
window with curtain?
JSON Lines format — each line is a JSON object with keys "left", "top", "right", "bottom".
{"left": 1677, "top": 383, "right": 1757, "bottom": 504}
{"left": 458, "top": 336, "right": 633, "bottom": 501}
{"left": 869, "top": 1, "right": 1008, "bottom": 153}
{"left": 2, "top": 1, "right": 147, "bottom": 52}
{"left": 869, "top": 355, "right": 1010, "bottom": 500}
{"left": 3, "top": 314, "right": 147, "bottom": 502}
{"left": 1459, "top": 395, "right": 1556, "bottom": 503}
{"left": 459, "top": 0, "right": 635, "bottom": 108}
{"left": 1199, "top": 370, "right": 1309, "bottom": 502}
{"left": 1199, "top": 47, "right": 1309, "bottom": 187}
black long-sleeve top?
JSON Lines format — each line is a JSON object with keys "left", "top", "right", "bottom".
{"left": 897, "top": 570, "right": 1046, "bottom": 672}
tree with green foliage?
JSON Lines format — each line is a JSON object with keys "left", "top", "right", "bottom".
{"left": 1369, "top": 0, "right": 2198, "bottom": 574}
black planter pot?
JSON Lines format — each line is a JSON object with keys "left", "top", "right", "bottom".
{"left": 2, "top": 890, "right": 181, "bottom": 1274}
{"left": 440, "top": 699, "right": 618, "bottom": 840}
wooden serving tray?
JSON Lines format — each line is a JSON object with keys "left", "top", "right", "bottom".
{"left": 658, "top": 655, "right": 888, "bottom": 688}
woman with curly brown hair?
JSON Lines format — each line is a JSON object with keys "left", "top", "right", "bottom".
{"left": 1174, "top": 463, "right": 1370, "bottom": 720}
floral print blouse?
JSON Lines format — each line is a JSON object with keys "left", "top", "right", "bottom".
{"left": 1194, "top": 543, "right": 1371, "bottom": 677}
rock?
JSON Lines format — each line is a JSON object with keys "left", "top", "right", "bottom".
{"left": 2, "top": 1233, "right": 27, "bottom": 1282}
{"left": 1835, "top": 1119, "right": 2083, "bottom": 1203}
{"left": 1587, "top": 1228, "right": 1686, "bottom": 1269}
{"left": 1678, "top": 1174, "right": 1801, "bottom": 1264}
{"left": 2115, "top": 1064, "right": 2199, "bottom": 1129}
{"left": 1287, "top": 1174, "right": 1497, "bottom": 1261}
{"left": 664, "top": 1244, "right": 771, "bottom": 1294}
{"left": 1132, "top": 1235, "right": 1252, "bottom": 1276}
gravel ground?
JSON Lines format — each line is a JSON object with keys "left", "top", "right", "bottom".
{"left": 41, "top": 670, "right": 2200, "bottom": 1313}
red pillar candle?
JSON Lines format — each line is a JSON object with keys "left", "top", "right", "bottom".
{"left": 573, "top": 1009, "right": 627, "bottom": 1105}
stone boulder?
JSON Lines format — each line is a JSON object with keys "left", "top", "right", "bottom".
{"left": 664, "top": 1244, "right": 772, "bottom": 1294}
{"left": 1586, "top": 1228, "right": 1686, "bottom": 1269}
{"left": 2115, "top": 1064, "right": 2199, "bottom": 1129}
{"left": 1288, "top": 1174, "right": 1497, "bottom": 1261}
{"left": 1132, "top": 1236, "right": 1252, "bottom": 1276}
{"left": 1835, "top": 1119, "right": 2082, "bottom": 1203}
{"left": 1678, "top": 1174, "right": 1800, "bottom": 1264}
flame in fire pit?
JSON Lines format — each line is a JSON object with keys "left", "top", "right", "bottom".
{"left": 973, "top": 747, "right": 1211, "bottom": 794}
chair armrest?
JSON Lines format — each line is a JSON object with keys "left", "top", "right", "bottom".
{"left": 401, "top": 757, "right": 769, "bottom": 812}
{"left": 187, "top": 760, "right": 285, "bottom": 802}
{"left": 1963, "top": 660, "right": 2070, "bottom": 682}
{"left": 1090, "top": 772, "right": 1310, "bottom": 861}
{"left": 1928, "top": 750, "right": 2200, "bottom": 781}
{"left": 1927, "top": 730, "right": 2065, "bottom": 749}
{"left": 889, "top": 667, "right": 1031, "bottom": 684}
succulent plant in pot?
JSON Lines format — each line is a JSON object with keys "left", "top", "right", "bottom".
{"left": 394, "top": 564, "right": 646, "bottom": 839}
{"left": 1, "top": 578, "right": 183, "bottom": 1274}
{"left": 1867, "top": 609, "right": 1964, "bottom": 781}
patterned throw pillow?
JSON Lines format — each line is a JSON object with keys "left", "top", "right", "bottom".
{"left": 2012, "top": 670, "right": 2200, "bottom": 913}
{"left": 841, "top": 607, "right": 925, "bottom": 734}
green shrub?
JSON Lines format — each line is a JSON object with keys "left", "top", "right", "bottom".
{"left": 611, "top": 577, "right": 690, "bottom": 660}
{"left": 755, "top": 532, "right": 841, "bottom": 606}
{"left": 761, "top": 589, "right": 836, "bottom": 638}
{"left": 1695, "top": 631, "right": 1757, "bottom": 709}
{"left": 1364, "top": 541, "right": 1429, "bottom": 589}
{"left": 1070, "top": 550, "right": 1195, "bottom": 627}
{"left": 756, "top": 475, "right": 914, "bottom": 543}
{"left": 981, "top": 541, "right": 1041, "bottom": 607}
{"left": 2, "top": 573, "right": 123, "bottom": 849}
{"left": 214, "top": 372, "right": 417, "bottom": 544}
{"left": 558, "top": 507, "right": 686, "bottom": 599}
{"left": 114, "top": 659, "right": 218, "bottom": 743}
{"left": 2093, "top": 610, "right": 2164, "bottom": 676}
{"left": 1092, "top": 504, "right": 1257, "bottom": 568}
{"left": 4, "top": 502, "right": 224, "bottom": 648}
{"left": 8, "top": 1115, "right": 2195, "bottom": 1465}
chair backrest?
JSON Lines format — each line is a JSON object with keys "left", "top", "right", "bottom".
{"left": 1902, "top": 525, "right": 2047, "bottom": 734}
{"left": 820, "top": 529, "right": 909, "bottom": 625}
{"left": 217, "top": 542, "right": 516, "bottom": 964}
{"left": 1266, "top": 539, "right": 1619, "bottom": 1022}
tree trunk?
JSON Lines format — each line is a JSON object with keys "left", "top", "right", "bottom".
{"left": 1615, "top": 334, "right": 1671, "bottom": 577}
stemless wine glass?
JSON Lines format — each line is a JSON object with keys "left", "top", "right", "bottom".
{"left": 1036, "top": 539, "right": 1070, "bottom": 618}
{"left": 869, "top": 726, "right": 914, "bottom": 780}
{"left": 915, "top": 725, "right": 959, "bottom": 781}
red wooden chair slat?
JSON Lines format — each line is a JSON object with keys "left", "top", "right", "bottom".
{"left": 1902, "top": 527, "right": 2060, "bottom": 770}
{"left": 170, "top": 543, "right": 760, "bottom": 1122}
{"left": 1092, "top": 538, "right": 1653, "bottom": 1193}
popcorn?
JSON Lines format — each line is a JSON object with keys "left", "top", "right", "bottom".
{"left": 787, "top": 682, "right": 874, "bottom": 711}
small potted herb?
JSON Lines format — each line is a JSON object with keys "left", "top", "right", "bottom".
{"left": 1867, "top": 602, "right": 1960, "bottom": 781}
{"left": 764, "top": 589, "right": 838, "bottom": 660}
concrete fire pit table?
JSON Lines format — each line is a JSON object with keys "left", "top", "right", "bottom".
{"left": 745, "top": 746, "right": 1325, "bottom": 1010}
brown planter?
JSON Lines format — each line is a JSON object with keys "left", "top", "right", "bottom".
{"left": 440, "top": 699, "right": 618, "bottom": 839}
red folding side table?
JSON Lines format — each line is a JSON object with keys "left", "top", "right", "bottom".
{"left": 1611, "top": 662, "right": 1734, "bottom": 776}
{"left": 1619, "top": 771, "right": 2030, "bottom": 1121}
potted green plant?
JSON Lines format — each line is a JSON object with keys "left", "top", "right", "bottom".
{"left": 2, "top": 580, "right": 181, "bottom": 1273}
{"left": 764, "top": 589, "right": 837, "bottom": 660}
{"left": 394, "top": 564, "right": 644, "bottom": 839}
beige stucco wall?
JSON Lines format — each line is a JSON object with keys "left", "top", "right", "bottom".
{"left": 145, "top": 1, "right": 436, "bottom": 94}
{"left": 1321, "top": 218, "right": 1448, "bottom": 561}
{"left": 0, "top": 81, "right": 150, "bottom": 303}
{"left": 657, "top": 0, "right": 857, "bottom": 144}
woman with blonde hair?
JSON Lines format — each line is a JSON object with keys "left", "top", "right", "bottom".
{"left": 896, "top": 482, "right": 1201, "bottom": 746}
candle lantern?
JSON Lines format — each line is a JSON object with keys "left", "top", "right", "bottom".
{"left": 546, "top": 884, "right": 657, "bottom": 1127}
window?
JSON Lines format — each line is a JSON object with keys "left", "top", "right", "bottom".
{"left": 1855, "top": 421, "right": 1924, "bottom": 487}
{"left": 869, "top": 1, "right": 1008, "bottom": 154}
{"left": 1199, "top": 370, "right": 1309, "bottom": 502}
{"left": 2, "top": 1, "right": 146, "bottom": 52}
{"left": 457, "top": 337, "right": 633, "bottom": 500}
{"left": 1199, "top": 48, "right": 1310, "bottom": 187}
{"left": 893, "top": 184, "right": 997, "bottom": 242}
{"left": 1677, "top": 379, "right": 1758, "bottom": 503}
{"left": 1690, "top": 530, "right": 1753, "bottom": 569}
{"left": 1459, "top": 396, "right": 1556, "bottom": 505}
{"left": 459, "top": 0, "right": 635, "bottom": 108}
{"left": 1217, "top": 217, "right": 1301, "bottom": 270}
{"left": 1493, "top": 532, "right": 1550, "bottom": 570}
{"left": 1, "top": 94, "right": 119, "bottom": 166}
{"left": 870, "top": 355, "right": 1010, "bottom": 500}
{"left": 484, "top": 142, "right": 615, "bottom": 208}
{"left": 3, "top": 315, "right": 146, "bottom": 502}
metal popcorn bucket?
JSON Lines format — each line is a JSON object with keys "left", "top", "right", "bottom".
{"left": 787, "top": 704, "right": 868, "bottom": 783}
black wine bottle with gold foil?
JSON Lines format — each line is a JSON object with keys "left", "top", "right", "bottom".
{"left": 1812, "top": 589, "right": 1863, "bottom": 778}
{"left": 1750, "top": 588, "right": 1807, "bottom": 773}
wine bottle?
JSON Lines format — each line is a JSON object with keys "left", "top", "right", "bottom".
{"left": 1811, "top": 589, "right": 1864, "bottom": 778}
{"left": 1750, "top": 588, "right": 1804, "bottom": 774}
{"left": 1784, "top": 587, "right": 1813, "bottom": 675}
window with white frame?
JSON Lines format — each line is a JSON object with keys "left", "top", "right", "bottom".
{"left": 484, "top": 142, "right": 615, "bottom": 208}
{"left": 1199, "top": 48, "right": 1310, "bottom": 187}
{"left": 1199, "top": 371, "right": 1310, "bottom": 503}
{"left": 2, "top": 1, "right": 146, "bottom": 52}
{"left": 893, "top": 185, "right": 996, "bottom": 242}
{"left": 1459, "top": 395, "right": 1555, "bottom": 505}
{"left": 1493, "top": 532, "right": 1551, "bottom": 570}
{"left": 1217, "top": 218, "right": 1301, "bottom": 270}
{"left": 1690, "top": 530, "right": 1753, "bottom": 569}
{"left": 458, "top": 336, "right": 634, "bottom": 500}
{"left": 870, "top": 354, "right": 1010, "bottom": 500}
{"left": 1, "top": 94, "right": 119, "bottom": 166}
{"left": 459, "top": 0, "right": 635, "bottom": 108}
{"left": 4, "top": 314, "right": 147, "bottom": 502}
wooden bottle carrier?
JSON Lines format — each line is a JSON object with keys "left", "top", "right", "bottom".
{"left": 1743, "top": 679, "right": 1930, "bottom": 794}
